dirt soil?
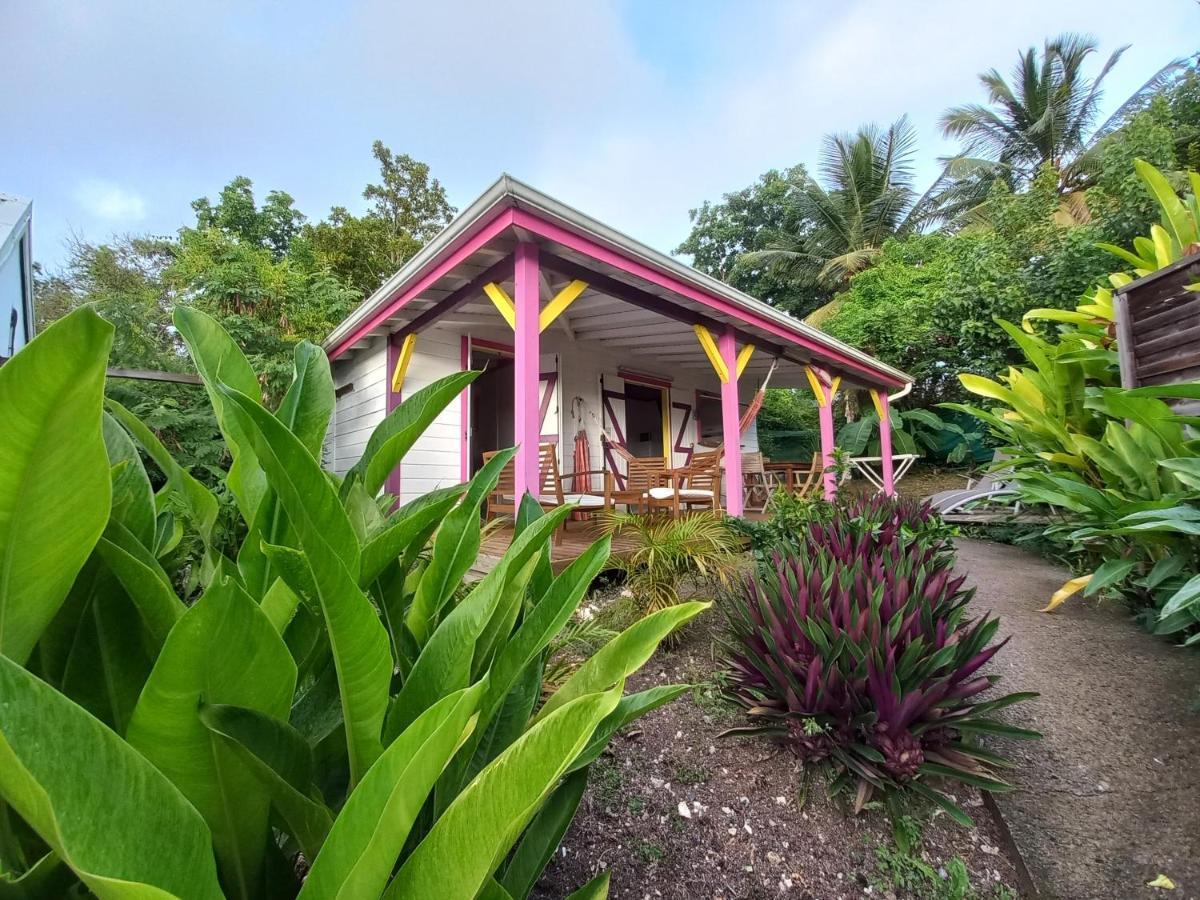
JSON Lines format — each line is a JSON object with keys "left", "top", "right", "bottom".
{"left": 537, "top": 615, "right": 1022, "bottom": 900}
{"left": 957, "top": 538, "right": 1200, "bottom": 900}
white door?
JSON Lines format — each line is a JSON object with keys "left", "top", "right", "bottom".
{"left": 669, "top": 391, "right": 695, "bottom": 469}
{"left": 600, "top": 373, "right": 627, "bottom": 487}
{"left": 539, "top": 353, "right": 559, "bottom": 450}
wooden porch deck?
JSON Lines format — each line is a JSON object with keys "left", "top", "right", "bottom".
{"left": 471, "top": 519, "right": 638, "bottom": 577}
{"left": 469, "top": 511, "right": 768, "bottom": 578}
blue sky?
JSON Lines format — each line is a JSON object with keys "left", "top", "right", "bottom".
{"left": 4, "top": 0, "right": 1198, "bottom": 271}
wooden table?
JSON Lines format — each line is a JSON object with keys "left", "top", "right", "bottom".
{"left": 763, "top": 460, "right": 821, "bottom": 495}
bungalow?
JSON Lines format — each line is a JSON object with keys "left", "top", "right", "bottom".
{"left": 321, "top": 175, "right": 911, "bottom": 516}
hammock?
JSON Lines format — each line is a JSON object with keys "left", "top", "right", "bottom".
{"left": 738, "top": 357, "right": 778, "bottom": 434}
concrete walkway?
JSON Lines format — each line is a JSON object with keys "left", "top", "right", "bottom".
{"left": 957, "top": 538, "right": 1200, "bottom": 900}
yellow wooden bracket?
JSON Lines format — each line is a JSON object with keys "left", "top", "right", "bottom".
{"left": 735, "top": 343, "right": 755, "bottom": 378}
{"left": 693, "top": 324, "right": 729, "bottom": 383}
{"left": 483, "top": 282, "right": 516, "bottom": 329}
{"left": 391, "top": 333, "right": 417, "bottom": 394}
{"left": 870, "top": 388, "right": 886, "bottom": 419}
{"left": 805, "top": 365, "right": 841, "bottom": 407}
{"left": 540, "top": 280, "right": 587, "bottom": 332}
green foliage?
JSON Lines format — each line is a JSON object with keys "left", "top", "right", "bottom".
{"left": 0, "top": 309, "right": 703, "bottom": 898}
{"left": 939, "top": 34, "right": 1132, "bottom": 191}
{"left": 674, "top": 166, "right": 827, "bottom": 317}
{"left": 950, "top": 160, "right": 1200, "bottom": 641}
{"left": 303, "top": 141, "right": 456, "bottom": 295}
{"left": 722, "top": 497, "right": 1032, "bottom": 821}
{"left": 741, "top": 117, "right": 947, "bottom": 293}
{"left": 599, "top": 511, "right": 742, "bottom": 614}
{"left": 837, "top": 406, "right": 982, "bottom": 464}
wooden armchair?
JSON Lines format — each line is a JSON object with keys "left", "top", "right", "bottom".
{"left": 790, "top": 453, "right": 823, "bottom": 498}
{"left": 741, "top": 451, "right": 773, "bottom": 512}
{"left": 482, "top": 444, "right": 612, "bottom": 529}
{"left": 667, "top": 447, "right": 722, "bottom": 515}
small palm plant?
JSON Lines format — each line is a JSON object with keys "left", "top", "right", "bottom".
{"left": 600, "top": 511, "right": 743, "bottom": 614}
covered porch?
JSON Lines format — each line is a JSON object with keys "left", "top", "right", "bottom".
{"left": 324, "top": 175, "right": 911, "bottom": 519}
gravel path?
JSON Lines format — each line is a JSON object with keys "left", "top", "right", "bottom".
{"left": 956, "top": 538, "right": 1200, "bottom": 900}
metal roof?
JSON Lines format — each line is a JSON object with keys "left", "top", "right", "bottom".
{"left": 323, "top": 175, "right": 911, "bottom": 388}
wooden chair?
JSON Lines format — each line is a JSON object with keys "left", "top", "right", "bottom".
{"left": 741, "top": 451, "right": 773, "bottom": 513}
{"left": 789, "top": 453, "right": 823, "bottom": 498}
{"left": 482, "top": 444, "right": 612, "bottom": 534}
{"left": 611, "top": 454, "right": 672, "bottom": 515}
{"left": 670, "top": 448, "right": 722, "bottom": 515}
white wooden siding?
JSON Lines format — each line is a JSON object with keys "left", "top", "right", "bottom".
{"left": 327, "top": 323, "right": 760, "bottom": 504}
{"left": 395, "top": 324, "right": 463, "bottom": 505}
{"left": 326, "top": 336, "right": 387, "bottom": 475}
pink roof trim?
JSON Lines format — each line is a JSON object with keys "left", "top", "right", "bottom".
{"left": 328, "top": 208, "right": 515, "bottom": 360}
{"left": 510, "top": 208, "right": 904, "bottom": 388}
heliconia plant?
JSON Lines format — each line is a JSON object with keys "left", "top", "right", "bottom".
{"left": 944, "top": 160, "right": 1200, "bottom": 639}
{"left": 0, "top": 306, "right": 704, "bottom": 899}
{"left": 721, "top": 498, "right": 1035, "bottom": 822}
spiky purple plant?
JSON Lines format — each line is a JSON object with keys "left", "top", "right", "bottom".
{"left": 722, "top": 497, "right": 1035, "bottom": 820}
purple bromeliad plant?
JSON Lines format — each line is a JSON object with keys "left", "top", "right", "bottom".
{"left": 722, "top": 496, "right": 1036, "bottom": 822}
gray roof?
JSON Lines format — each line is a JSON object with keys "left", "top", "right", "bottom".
{"left": 323, "top": 175, "right": 911, "bottom": 386}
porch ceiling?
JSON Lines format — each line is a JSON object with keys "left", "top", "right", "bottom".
{"left": 323, "top": 175, "right": 910, "bottom": 392}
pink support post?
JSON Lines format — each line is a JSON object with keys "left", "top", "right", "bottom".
{"left": 718, "top": 326, "right": 744, "bottom": 517}
{"left": 385, "top": 332, "right": 402, "bottom": 501}
{"left": 817, "top": 373, "right": 837, "bottom": 501}
{"left": 513, "top": 242, "right": 541, "bottom": 499}
{"left": 460, "top": 335, "right": 470, "bottom": 484}
{"left": 878, "top": 392, "right": 895, "bottom": 496}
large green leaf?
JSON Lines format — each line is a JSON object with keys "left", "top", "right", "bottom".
{"left": 386, "top": 556, "right": 535, "bottom": 741}
{"left": 199, "top": 704, "right": 333, "bottom": 862}
{"left": 58, "top": 558, "right": 154, "bottom": 734}
{"left": 0, "top": 308, "right": 113, "bottom": 665}
{"left": 102, "top": 414, "right": 157, "bottom": 550}
{"left": 384, "top": 685, "right": 623, "bottom": 899}
{"left": 220, "top": 387, "right": 391, "bottom": 786}
{"left": 359, "top": 486, "right": 466, "bottom": 587}
{"left": 836, "top": 415, "right": 875, "bottom": 456}
{"left": 349, "top": 371, "right": 479, "bottom": 497}
{"left": 299, "top": 684, "right": 482, "bottom": 900}
{"left": 385, "top": 509, "right": 572, "bottom": 741}
{"left": 568, "top": 684, "right": 691, "bottom": 774}
{"left": 565, "top": 873, "right": 610, "bottom": 900}
{"left": 499, "top": 768, "right": 588, "bottom": 899}
{"left": 105, "top": 399, "right": 220, "bottom": 577}
{"left": 0, "top": 654, "right": 224, "bottom": 899}
{"left": 94, "top": 520, "right": 185, "bottom": 648}
{"left": 174, "top": 306, "right": 268, "bottom": 527}
{"left": 126, "top": 576, "right": 296, "bottom": 900}
{"left": 536, "top": 602, "right": 709, "bottom": 723}
{"left": 275, "top": 341, "right": 334, "bottom": 457}
{"left": 407, "top": 448, "right": 515, "bottom": 645}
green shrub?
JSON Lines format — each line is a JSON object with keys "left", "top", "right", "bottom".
{"left": 722, "top": 498, "right": 1033, "bottom": 822}
{"left": 600, "top": 510, "right": 741, "bottom": 614}
{"left": 948, "top": 160, "right": 1200, "bottom": 642}
{"left": 0, "top": 306, "right": 701, "bottom": 899}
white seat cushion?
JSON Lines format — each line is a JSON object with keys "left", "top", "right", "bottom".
{"left": 541, "top": 493, "right": 607, "bottom": 509}
{"left": 645, "top": 487, "right": 714, "bottom": 501}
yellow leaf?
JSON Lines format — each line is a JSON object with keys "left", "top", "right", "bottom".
{"left": 1147, "top": 874, "right": 1176, "bottom": 890}
{"left": 1041, "top": 575, "right": 1092, "bottom": 612}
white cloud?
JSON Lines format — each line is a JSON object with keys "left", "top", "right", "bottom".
{"left": 74, "top": 180, "right": 148, "bottom": 222}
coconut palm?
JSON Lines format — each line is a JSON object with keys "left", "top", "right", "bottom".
{"left": 740, "top": 116, "right": 946, "bottom": 289}
{"left": 940, "top": 34, "right": 1189, "bottom": 192}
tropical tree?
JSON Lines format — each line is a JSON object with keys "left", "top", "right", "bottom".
{"left": 740, "top": 116, "right": 945, "bottom": 292}
{"left": 674, "top": 166, "right": 826, "bottom": 317}
{"left": 939, "top": 34, "right": 1189, "bottom": 193}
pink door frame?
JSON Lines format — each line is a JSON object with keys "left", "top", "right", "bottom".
{"left": 718, "top": 326, "right": 744, "bottom": 517}
{"left": 878, "top": 392, "right": 896, "bottom": 496}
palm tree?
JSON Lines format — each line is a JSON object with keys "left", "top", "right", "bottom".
{"left": 740, "top": 116, "right": 944, "bottom": 290}
{"left": 940, "top": 34, "right": 1189, "bottom": 192}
